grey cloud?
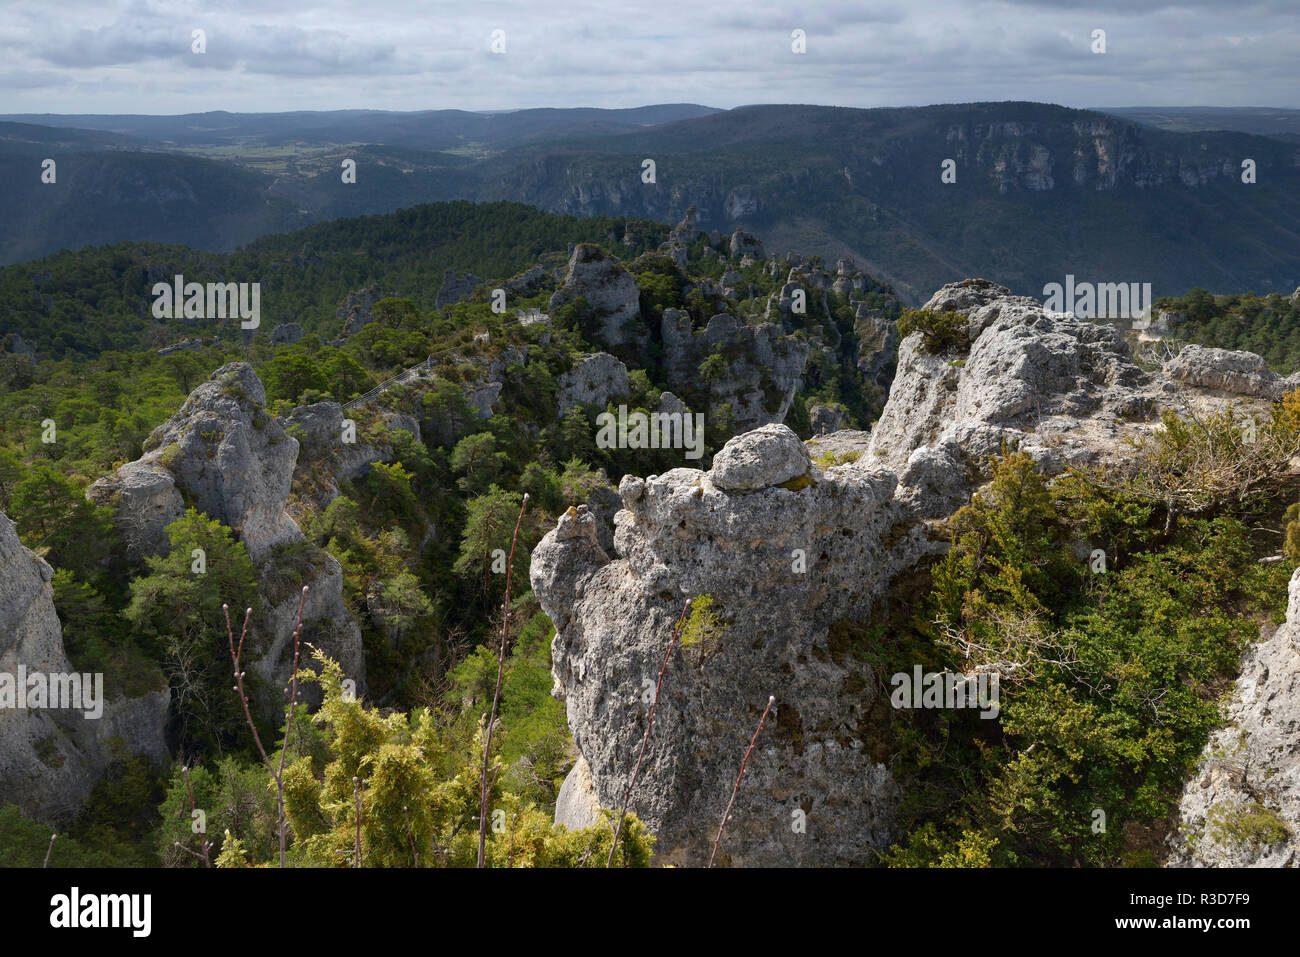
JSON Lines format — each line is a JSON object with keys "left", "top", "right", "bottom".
{"left": 0, "top": 0, "right": 1295, "bottom": 112}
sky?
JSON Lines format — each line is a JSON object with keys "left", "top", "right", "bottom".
{"left": 1, "top": 0, "right": 1296, "bottom": 114}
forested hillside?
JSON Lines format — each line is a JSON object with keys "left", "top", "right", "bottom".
{"left": 0, "top": 202, "right": 671, "bottom": 358}
{"left": 5, "top": 103, "right": 1299, "bottom": 304}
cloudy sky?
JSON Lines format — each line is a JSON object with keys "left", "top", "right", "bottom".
{"left": 2, "top": 0, "right": 1296, "bottom": 114}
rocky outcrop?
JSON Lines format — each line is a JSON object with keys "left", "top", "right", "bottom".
{"left": 808, "top": 403, "right": 845, "bottom": 436}
{"left": 89, "top": 364, "right": 365, "bottom": 707}
{"left": 866, "top": 281, "right": 1158, "bottom": 507}
{"left": 853, "top": 305, "right": 898, "bottom": 388}
{"left": 1167, "top": 568, "right": 1300, "bottom": 867}
{"left": 534, "top": 276, "right": 1300, "bottom": 865}
{"left": 532, "top": 425, "right": 936, "bottom": 866}
{"left": 1, "top": 331, "right": 37, "bottom": 359}
{"left": 670, "top": 207, "right": 697, "bottom": 244}
{"left": 1163, "top": 345, "right": 1298, "bottom": 400}
{"left": 435, "top": 269, "right": 483, "bottom": 309}
{"left": 505, "top": 265, "right": 546, "bottom": 296}
{"left": 337, "top": 285, "right": 396, "bottom": 338}
{"left": 660, "top": 310, "right": 810, "bottom": 432}
{"left": 554, "top": 753, "right": 602, "bottom": 831}
{"left": 92, "top": 364, "right": 300, "bottom": 563}
{"left": 271, "top": 323, "right": 303, "bottom": 345}
{"left": 0, "top": 510, "right": 169, "bottom": 818}
{"left": 88, "top": 461, "right": 184, "bottom": 561}
{"left": 464, "top": 381, "right": 503, "bottom": 420}
{"left": 285, "top": 401, "right": 418, "bottom": 506}
{"left": 729, "top": 230, "right": 765, "bottom": 263}
{"left": 664, "top": 207, "right": 698, "bottom": 270}
{"left": 775, "top": 281, "right": 806, "bottom": 322}
{"left": 549, "top": 244, "right": 645, "bottom": 349}
{"left": 156, "top": 338, "right": 204, "bottom": 357}
{"left": 556, "top": 353, "right": 630, "bottom": 416}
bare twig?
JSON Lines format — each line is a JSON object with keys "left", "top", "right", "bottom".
{"left": 42, "top": 833, "right": 55, "bottom": 869}
{"left": 477, "top": 493, "right": 529, "bottom": 868}
{"left": 181, "top": 764, "right": 211, "bottom": 867}
{"left": 172, "top": 841, "right": 208, "bottom": 862}
{"left": 353, "top": 776, "right": 364, "bottom": 868}
{"left": 709, "top": 694, "right": 775, "bottom": 868}
{"left": 607, "top": 599, "right": 692, "bottom": 868}
{"left": 225, "top": 583, "right": 309, "bottom": 868}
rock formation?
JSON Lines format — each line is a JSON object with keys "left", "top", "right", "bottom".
{"left": 548, "top": 244, "right": 646, "bottom": 349}
{"left": 660, "top": 309, "right": 810, "bottom": 432}
{"left": 532, "top": 425, "right": 936, "bottom": 865}
{"left": 88, "top": 363, "right": 365, "bottom": 708}
{"left": 270, "top": 323, "right": 303, "bottom": 345}
{"left": 156, "top": 337, "right": 204, "bottom": 357}
{"left": 534, "top": 277, "right": 1300, "bottom": 866}
{"left": 0, "top": 509, "right": 169, "bottom": 818}
{"left": 853, "top": 305, "right": 898, "bottom": 388}
{"left": 1167, "top": 568, "right": 1300, "bottom": 867}
{"left": 435, "top": 269, "right": 484, "bottom": 309}
{"left": 866, "top": 280, "right": 1157, "bottom": 507}
{"left": 808, "top": 403, "right": 845, "bottom": 436}
{"left": 728, "top": 230, "right": 765, "bottom": 263}
{"left": 285, "top": 401, "right": 420, "bottom": 507}
{"left": 91, "top": 364, "right": 300, "bottom": 563}
{"left": 556, "top": 353, "right": 630, "bottom": 416}
{"left": 337, "top": 285, "right": 396, "bottom": 338}
{"left": 1164, "top": 344, "right": 1300, "bottom": 400}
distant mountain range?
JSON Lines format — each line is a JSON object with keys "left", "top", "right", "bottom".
{"left": 3, "top": 102, "right": 1298, "bottom": 301}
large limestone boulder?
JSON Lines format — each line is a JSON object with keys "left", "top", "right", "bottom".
{"left": 549, "top": 244, "right": 645, "bottom": 349}
{"left": 1163, "top": 345, "right": 1296, "bottom": 400}
{"left": 532, "top": 425, "right": 938, "bottom": 866}
{"left": 554, "top": 753, "right": 603, "bottom": 832}
{"left": 711, "top": 423, "right": 809, "bottom": 490}
{"left": 921, "top": 277, "right": 1012, "bottom": 314}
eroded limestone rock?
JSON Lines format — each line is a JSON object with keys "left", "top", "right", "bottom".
{"left": 532, "top": 426, "right": 937, "bottom": 866}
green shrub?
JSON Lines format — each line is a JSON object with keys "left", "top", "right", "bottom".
{"left": 1205, "top": 801, "right": 1290, "bottom": 851}
{"left": 897, "top": 308, "right": 971, "bottom": 354}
